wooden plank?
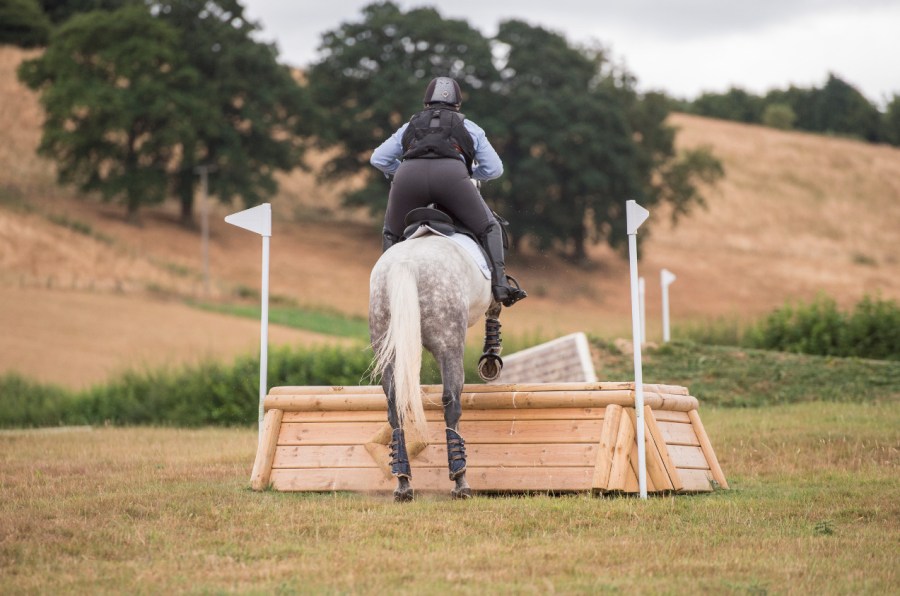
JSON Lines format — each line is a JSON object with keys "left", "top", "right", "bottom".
{"left": 606, "top": 409, "right": 636, "bottom": 491}
{"left": 273, "top": 443, "right": 598, "bottom": 469}
{"left": 677, "top": 468, "right": 715, "bottom": 492}
{"left": 652, "top": 410, "right": 691, "bottom": 423}
{"left": 279, "top": 422, "right": 385, "bottom": 445}
{"left": 644, "top": 406, "right": 684, "bottom": 491}
{"left": 278, "top": 419, "right": 606, "bottom": 446}
{"left": 667, "top": 445, "right": 710, "bottom": 470}
{"left": 592, "top": 404, "right": 623, "bottom": 491}
{"left": 269, "top": 466, "right": 596, "bottom": 492}
{"left": 626, "top": 407, "right": 673, "bottom": 491}
{"left": 656, "top": 421, "right": 701, "bottom": 446}
{"left": 274, "top": 444, "right": 375, "bottom": 468}
{"left": 628, "top": 443, "right": 658, "bottom": 492}
{"left": 688, "top": 409, "right": 729, "bottom": 489}
{"left": 250, "top": 408, "right": 283, "bottom": 491}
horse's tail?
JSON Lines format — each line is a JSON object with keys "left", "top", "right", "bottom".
{"left": 373, "top": 261, "right": 428, "bottom": 440}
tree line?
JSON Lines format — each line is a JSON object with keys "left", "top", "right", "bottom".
{"left": 676, "top": 75, "right": 900, "bottom": 146}
{"left": 4, "top": 0, "right": 722, "bottom": 261}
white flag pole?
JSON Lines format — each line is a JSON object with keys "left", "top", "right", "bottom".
{"left": 661, "top": 269, "right": 677, "bottom": 343}
{"left": 639, "top": 276, "right": 646, "bottom": 345}
{"left": 224, "top": 203, "right": 272, "bottom": 444}
{"left": 626, "top": 200, "right": 650, "bottom": 499}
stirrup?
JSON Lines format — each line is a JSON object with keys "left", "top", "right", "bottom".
{"left": 493, "top": 275, "right": 527, "bottom": 307}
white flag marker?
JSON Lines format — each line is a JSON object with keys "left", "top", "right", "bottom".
{"left": 225, "top": 203, "right": 272, "bottom": 443}
{"left": 626, "top": 200, "right": 650, "bottom": 499}
{"left": 639, "top": 276, "right": 646, "bottom": 344}
{"left": 661, "top": 269, "right": 677, "bottom": 343}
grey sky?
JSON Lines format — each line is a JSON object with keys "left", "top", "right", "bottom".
{"left": 241, "top": 1, "right": 900, "bottom": 106}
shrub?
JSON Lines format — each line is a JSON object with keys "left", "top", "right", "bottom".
{"left": 745, "top": 294, "right": 900, "bottom": 360}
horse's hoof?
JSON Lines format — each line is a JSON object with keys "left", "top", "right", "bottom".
{"left": 451, "top": 487, "right": 472, "bottom": 500}
{"left": 393, "top": 487, "right": 414, "bottom": 502}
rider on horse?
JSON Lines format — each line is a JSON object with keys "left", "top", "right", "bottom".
{"left": 370, "top": 76, "right": 527, "bottom": 307}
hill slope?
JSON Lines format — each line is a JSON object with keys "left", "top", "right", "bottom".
{"left": 2, "top": 46, "right": 899, "bottom": 388}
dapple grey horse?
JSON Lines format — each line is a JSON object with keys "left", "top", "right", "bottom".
{"left": 369, "top": 233, "right": 502, "bottom": 501}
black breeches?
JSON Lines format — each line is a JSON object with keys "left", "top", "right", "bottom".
{"left": 384, "top": 158, "right": 496, "bottom": 237}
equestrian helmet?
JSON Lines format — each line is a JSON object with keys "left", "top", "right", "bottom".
{"left": 423, "top": 77, "right": 462, "bottom": 108}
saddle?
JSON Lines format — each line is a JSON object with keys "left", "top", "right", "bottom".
{"left": 401, "top": 204, "right": 509, "bottom": 251}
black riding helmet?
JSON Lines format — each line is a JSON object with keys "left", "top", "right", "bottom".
{"left": 423, "top": 76, "right": 462, "bottom": 109}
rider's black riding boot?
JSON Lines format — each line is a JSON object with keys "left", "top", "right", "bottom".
{"left": 382, "top": 229, "right": 400, "bottom": 253}
{"left": 389, "top": 428, "right": 411, "bottom": 479}
{"left": 481, "top": 224, "right": 527, "bottom": 307}
{"left": 446, "top": 428, "right": 467, "bottom": 480}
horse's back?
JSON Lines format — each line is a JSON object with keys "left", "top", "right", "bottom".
{"left": 370, "top": 234, "right": 491, "bottom": 328}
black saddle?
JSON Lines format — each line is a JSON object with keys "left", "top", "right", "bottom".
{"left": 401, "top": 205, "right": 478, "bottom": 244}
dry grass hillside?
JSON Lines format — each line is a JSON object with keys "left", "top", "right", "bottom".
{"left": 2, "top": 46, "right": 899, "bottom": 388}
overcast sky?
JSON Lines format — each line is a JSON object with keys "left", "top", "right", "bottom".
{"left": 240, "top": 1, "right": 900, "bottom": 107}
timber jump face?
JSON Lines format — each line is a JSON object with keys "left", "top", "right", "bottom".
{"left": 250, "top": 382, "right": 728, "bottom": 495}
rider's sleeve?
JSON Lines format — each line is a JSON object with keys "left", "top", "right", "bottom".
{"left": 370, "top": 123, "right": 409, "bottom": 177}
{"left": 465, "top": 120, "right": 504, "bottom": 181}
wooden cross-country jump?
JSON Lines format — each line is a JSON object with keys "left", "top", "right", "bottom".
{"left": 250, "top": 382, "right": 728, "bottom": 495}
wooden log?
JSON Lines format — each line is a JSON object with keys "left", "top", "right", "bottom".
{"left": 264, "top": 390, "right": 698, "bottom": 413}
{"left": 269, "top": 382, "right": 640, "bottom": 395}
{"left": 652, "top": 410, "right": 691, "bottom": 423}
{"left": 606, "top": 409, "right": 636, "bottom": 491}
{"left": 250, "top": 408, "right": 283, "bottom": 491}
{"left": 643, "top": 405, "right": 684, "bottom": 491}
{"left": 688, "top": 409, "right": 729, "bottom": 489}
{"left": 592, "top": 404, "right": 623, "bottom": 491}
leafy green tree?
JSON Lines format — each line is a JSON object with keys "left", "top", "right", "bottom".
{"left": 0, "top": 0, "right": 52, "bottom": 47}
{"left": 306, "top": 1, "right": 497, "bottom": 212}
{"left": 308, "top": 2, "right": 721, "bottom": 261}
{"left": 18, "top": 5, "right": 200, "bottom": 222}
{"left": 150, "top": 0, "right": 313, "bottom": 223}
{"left": 883, "top": 94, "right": 900, "bottom": 147}
{"left": 812, "top": 74, "right": 882, "bottom": 141}
{"left": 37, "top": 0, "right": 133, "bottom": 24}
{"left": 691, "top": 87, "right": 765, "bottom": 123}
{"left": 762, "top": 102, "right": 796, "bottom": 130}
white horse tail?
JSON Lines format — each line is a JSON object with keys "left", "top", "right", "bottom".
{"left": 373, "top": 261, "right": 428, "bottom": 439}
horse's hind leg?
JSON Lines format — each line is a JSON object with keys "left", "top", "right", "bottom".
{"left": 439, "top": 356, "right": 471, "bottom": 499}
{"left": 382, "top": 364, "right": 414, "bottom": 502}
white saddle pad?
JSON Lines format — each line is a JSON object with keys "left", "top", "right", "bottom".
{"left": 407, "top": 225, "right": 491, "bottom": 279}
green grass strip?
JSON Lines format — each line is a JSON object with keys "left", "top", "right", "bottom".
{"left": 192, "top": 302, "right": 370, "bottom": 339}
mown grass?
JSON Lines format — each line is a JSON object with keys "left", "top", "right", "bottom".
{"left": 1, "top": 402, "right": 896, "bottom": 593}
{"left": 590, "top": 339, "right": 900, "bottom": 407}
{"left": 193, "top": 302, "right": 372, "bottom": 339}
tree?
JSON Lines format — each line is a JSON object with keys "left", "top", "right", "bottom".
{"left": 18, "top": 5, "right": 200, "bottom": 222}
{"left": 812, "top": 74, "right": 881, "bottom": 142}
{"left": 884, "top": 94, "right": 900, "bottom": 147}
{"left": 0, "top": 0, "right": 52, "bottom": 47}
{"left": 37, "top": 0, "right": 134, "bottom": 24}
{"left": 691, "top": 87, "right": 764, "bottom": 123}
{"left": 150, "top": 0, "right": 313, "bottom": 223}
{"left": 762, "top": 102, "right": 796, "bottom": 130}
{"left": 306, "top": 1, "right": 497, "bottom": 213}
{"left": 308, "top": 3, "right": 722, "bottom": 262}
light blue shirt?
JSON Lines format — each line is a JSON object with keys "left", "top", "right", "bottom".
{"left": 370, "top": 117, "right": 504, "bottom": 181}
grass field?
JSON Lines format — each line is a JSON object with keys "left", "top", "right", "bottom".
{"left": 1, "top": 402, "right": 897, "bottom": 593}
